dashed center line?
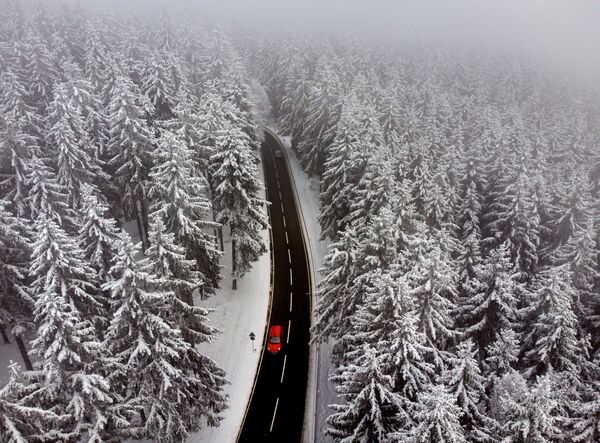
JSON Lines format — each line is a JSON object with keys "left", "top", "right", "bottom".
{"left": 289, "top": 291, "right": 293, "bottom": 312}
{"left": 281, "top": 354, "right": 287, "bottom": 383}
{"left": 280, "top": 202, "right": 285, "bottom": 213}
{"left": 285, "top": 231, "right": 289, "bottom": 244}
{"left": 287, "top": 319, "right": 291, "bottom": 343}
{"left": 270, "top": 397, "right": 279, "bottom": 432}
{"left": 282, "top": 215, "right": 286, "bottom": 227}
{"left": 278, "top": 190, "right": 283, "bottom": 200}
{"left": 289, "top": 268, "right": 293, "bottom": 285}
{"left": 288, "top": 249, "right": 291, "bottom": 264}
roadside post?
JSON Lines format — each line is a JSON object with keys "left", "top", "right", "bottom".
{"left": 249, "top": 332, "right": 256, "bottom": 352}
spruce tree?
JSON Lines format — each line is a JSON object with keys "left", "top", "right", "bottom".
{"left": 149, "top": 129, "right": 221, "bottom": 293}
{"left": 103, "top": 233, "right": 227, "bottom": 441}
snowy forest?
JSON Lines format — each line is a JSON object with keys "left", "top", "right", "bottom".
{"left": 1, "top": 0, "right": 600, "bottom": 442}
{"left": 250, "top": 27, "right": 600, "bottom": 443}
{"left": 0, "top": 1, "right": 269, "bottom": 441}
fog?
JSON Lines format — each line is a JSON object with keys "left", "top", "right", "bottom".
{"left": 83, "top": 0, "right": 600, "bottom": 78}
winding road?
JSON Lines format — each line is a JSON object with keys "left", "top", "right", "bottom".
{"left": 238, "top": 131, "right": 312, "bottom": 442}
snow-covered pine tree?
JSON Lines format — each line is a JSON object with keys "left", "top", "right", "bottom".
{"left": 327, "top": 346, "right": 405, "bottom": 442}
{"left": 210, "top": 122, "right": 267, "bottom": 283}
{"left": 522, "top": 265, "right": 586, "bottom": 379}
{"left": 404, "top": 384, "right": 466, "bottom": 443}
{"left": 311, "top": 229, "right": 359, "bottom": 342}
{"left": 296, "top": 58, "right": 342, "bottom": 176}
{"left": 409, "top": 240, "right": 458, "bottom": 351}
{"left": 496, "top": 371, "right": 566, "bottom": 442}
{"left": 142, "top": 49, "right": 176, "bottom": 119}
{"left": 319, "top": 97, "right": 368, "bottom": 239}
{"left": 24, "top": 32, "right": 59, "bottom": 110}
{"left": 457, "top": 242, "right": 518, "bottom": 358}
{"left": 483, "top": 165, "right": 540, "bottom": 282}
{"left": 26, "top": 155, "right": 78, "bottom": 232}
{"left": 149, "top": 129, "right": 221, "bottom": 294}
{"left": 106, "top": 75, "right": 154, "bottom": 247}
{"left": 77, "top": 184, "right": 121, "bottom": 282}
{"left": 45, "top": 82, "right": 102, "bottom": 207}
{"left": 0, "top": 200, "right": 33, "bottom": 367}
{"left": 440, "top": 339, "right": 496, "bottom": 441}
{"left": 103, "top": 233, "right": 227, "bottom": 441}
{"left": 141, "top": 216, "right": 219, "bottom": 345}
{"left": 350, "top": 270, "right": 434, "bottom": 401}
{"left": 0, "top": 361, "right": 70, "bottom": 442}
{"left": 0, "top": 67, "right": 46, "bottom": 213}
{"left": 29, "top": 212, "right": 116, "bottom": 441}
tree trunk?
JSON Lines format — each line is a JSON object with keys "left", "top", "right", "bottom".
{"left": 14, "top": 333, "right": 33, "bottom": 371}
{"left": 0, "top": 325, "right": 10, "bottom": 344}
{"left": 135, "top": 200, "right": 148, "bottom": 251}
{"left": 219, "top": 226, "right": 224, "bottom": 252}
{"left": 232, "top": 237, "right": 237, "bottom": 290}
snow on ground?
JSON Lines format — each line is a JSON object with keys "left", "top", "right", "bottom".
{"left": 276, "top": 133, "right": 338, "bottom": 443}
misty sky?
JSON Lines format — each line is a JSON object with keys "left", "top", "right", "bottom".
{"left": 85, "top": 0, "right": 600, "bottom": 78}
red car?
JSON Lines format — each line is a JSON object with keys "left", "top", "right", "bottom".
{"left": 267, "top": 325, "right": 283, "bottom": 354}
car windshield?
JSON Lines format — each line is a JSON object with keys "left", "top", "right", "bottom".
{"left": 269, "top": 336, "right": 281, "bottom": 344}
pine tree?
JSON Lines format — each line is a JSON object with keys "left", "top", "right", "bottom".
{"left": 103, "top": 233, "right": 227, "bottom": 441}
{"left": 210, "top": 123, "right": 267, "bottom": 282}
{"left": 106, "top": 75, "right": 154, "bottom": 245}
{"left": 406, "top": 384, "right": 466, "bottom": 443}
{"left": 77, "top": 184, "right": 121, "bottom": 282}
{"left": 29, "top": 212, "right": 115, "bottom": 441}
{"left": 140, "top": 217, "right": 218, "bottom": 345}
{"left": 350, "top": 270, "right": 434, "bottom": 400}
{"left": 409, "top": 241, "right": 458, "bottom": 350}
{"left": 457, "top": 242, "right": 518, "bottom": 357}
{"left": 296, "top": 59, "right": 342, "bottom": 176}
{"left": 523, "top": 265, "right": 586, "bottom": 378}
{"left": 440, "top": 340, "right": 495, "bottom": 441}
{"left": 497, "top": 372, "right": 565, "bottom": 443}
{"left": 149, "top": 130, "right": 221, "bottom": 294}
{"left": 0, "top": 361, "right": 70, "bottom": 442}
{"left": 311, "top": 229, "right": 359, "bottom": 341}
{"left": 46, "top": 82, "right": 102, "bottom": 207}
{"left": 327, "top": 347, "right": 405, "bottom": 442}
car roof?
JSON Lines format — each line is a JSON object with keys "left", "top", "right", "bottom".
{"left": 269, "top": 325, "right": 282, "bottom": 335}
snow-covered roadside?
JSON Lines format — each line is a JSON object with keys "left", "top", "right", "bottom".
{"left": 275, "top": 133, "right": 338, "bottom": 443}
{"left": 190, "top": 161, "right": 271, "bottom": 443}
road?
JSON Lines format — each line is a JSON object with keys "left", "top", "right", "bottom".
{"left": 238, "top": 131, "right": 312, "bottom": 442}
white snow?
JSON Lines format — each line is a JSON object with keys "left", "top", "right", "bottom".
{"left": 274, "top": 131, "right": 339, "bottom": 443}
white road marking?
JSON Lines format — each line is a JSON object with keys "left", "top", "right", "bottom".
{"left": 280, "top": 202, "right": 284, "bottom": 213}
{"left": 270, "top": 398, "right": 280, "bottom": 432}
{"left": 287, "top": 319, "right": 291, "bottom": 342}
{"left": 282, "top": 215, "right": 286, "bottom": 227}
{"left": 281, "top": 354, "right": 287, "bottom": 383}
{"left": 285, "top": 231, "right": 289, "bottom": 244}
{"left": 289, "top": 268, "right": 293, "bottom": 285}
{"left": 288, "top": 249, "right": 291, "bottom": 263}
{"left": 278, "top": 190, "right": 283, "bottom": 200}
{"left": 289, "top": 292, "right": 293, "bottom": 312}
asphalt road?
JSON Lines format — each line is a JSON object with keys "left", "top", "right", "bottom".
{"left": 238, "top": 131, "right": 311, "bottom": 442}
